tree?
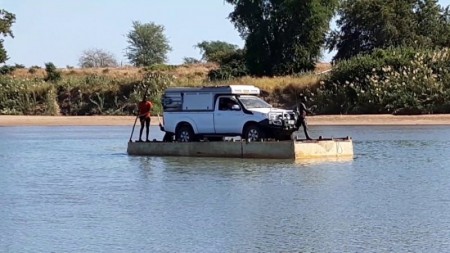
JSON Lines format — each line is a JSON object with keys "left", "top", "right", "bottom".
{"left": 79, "top": 48, "right": 118, "bottom": 68}
{"left": 0, "top": 9, "right": 16, "bottom": 64}
{"left": 226, "top": 0, "right": 338, "bottom": 76}
{"left": 328, "top": 0, "right": 450, "bottom": 61}
{"left": 125, "top": 21, "right": 171, "bottom": 66}
{"left": 416, "top": 0, "right": 450, "bottom": 47}
{"left": 208, "top": 49, "right": 248, "bottom": 80}
{"left": 195, "top": 41, "right": 239, "bottom": 63}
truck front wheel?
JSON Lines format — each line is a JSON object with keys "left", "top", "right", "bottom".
{"left": 243, "top": 124, "right": 264, "bottom": 141}
{"left": 176, "top": 124, "right": 195, "bottom": 142}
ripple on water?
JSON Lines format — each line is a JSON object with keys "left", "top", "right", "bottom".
{"left": 0, "top": 125, "right": 450, "bottom": 252}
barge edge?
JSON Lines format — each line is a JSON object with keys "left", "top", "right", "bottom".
{"left": 127, "top": 138, "right": 354, "bottom": 160}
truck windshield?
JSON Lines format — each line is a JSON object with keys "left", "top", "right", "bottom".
{"left": 238, "top": 96, "right": 271, "bottom": 108}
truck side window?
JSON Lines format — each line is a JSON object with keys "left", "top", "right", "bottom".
{"left": 218, "top": 98, "right": 228, "bottom": 111}
{"left": 219, "top": 97, "right": 238, "bottom": 111}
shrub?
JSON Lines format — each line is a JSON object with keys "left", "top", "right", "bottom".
{"left": 144, "top": 64, "right": 177, "bottom": 72}
{"left": 44, "top": 62, "right": 62, "bottom": 82}
{"left": 0, "top": 65, "right": 16, "bottom": 75}
{"left": 208, "top": 49, "right": 248, "bottom": 81}
{"left": 320, "top": 47, "right": 450, "bottom": 114}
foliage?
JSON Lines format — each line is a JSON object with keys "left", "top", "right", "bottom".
{"left": 195, "top": 41, "right": 239, "bottom": 63}
{"left": 208, "top": 49, "right": 248, "bottom": 81}
{"left": 226, "top": 0, "right": 338, "bottom": 76}
{"left": 318, "top": 47, "right": 450, "bottom": 114}
{"left": 183, "top": 57, "right": 201, "bottom": 64}
{"left": 0, "top": 76, "right": 59, "bottom": 115}
{"left": 0, "top": 65, "right": 16, "bottom": 75}
{"left": 28, "top": 65, "right": 41, "bottom": 74}
{"left": 0, "top": 9, "right": 15, "bottom": 63}
{"left": 125, "top": 21, "right": 171, "bottom": 67}
{"left": 328, "top": 0, "right": 450, "bottom": 61}
{"left": 139, "top": 71, "right": 175, "bottom": 113}
{"left": 144, "top": 64, "right": 177, "bottom": 72}
{"left": 78, "top": 48, "right": 118, "bottom": 68}
{"left": 3, "top": 53, "right": 450, "bottom": 116}
{"left": 44, "top": 62, "right": 62, "bottom": 82}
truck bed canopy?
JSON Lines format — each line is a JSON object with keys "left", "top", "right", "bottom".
{"left": 165, "top": 85, "right": 260, "bottom": 96}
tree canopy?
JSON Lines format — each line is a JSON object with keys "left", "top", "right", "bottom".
{"left": 0, "top": 9, "right": 16, "bottom": 64}
{"left": 195, "top": 41, "right": 239, "bottom": 63}
{"left": 226, "top": 0, "right": 338, "bottom": 76}
{"left": 125, "top": 21, "right": 171, "bottom": 67}
{"left": 79, "top": 48, "right": 118, "bottom": 68}
{"left": 328, "top": 0, "right": 450, "bottom": 61}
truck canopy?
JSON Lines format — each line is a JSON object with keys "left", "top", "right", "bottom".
{"left": 163, "top": 85, "right": 260, "bottom": 111}
{"left": 164, "top": 85, "right": 260, "bottom": 95}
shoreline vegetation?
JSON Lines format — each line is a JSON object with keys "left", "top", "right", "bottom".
{"left": 2, "top": 47, "right": 450, "bottom": 117}
{"left": 2, "top": 115, "right": 450, "bottom": 127}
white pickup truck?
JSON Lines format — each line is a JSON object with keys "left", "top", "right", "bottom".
{"left": 161, "top": 85, "right": 297, "bottom": 142}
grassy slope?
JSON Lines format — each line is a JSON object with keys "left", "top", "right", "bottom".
{"left": 12, "top": 62, "right": 331, "bottom": 92}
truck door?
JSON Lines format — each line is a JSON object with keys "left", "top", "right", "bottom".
{"left": 214, "top": 96, "right": 244, "bottom": 134}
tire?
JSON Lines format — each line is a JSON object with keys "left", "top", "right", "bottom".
{"left": 176, "top": 124, "right": 195, "bottom": 142}
{"left": 243, "top": 124, "right": 264, "bottom": 141}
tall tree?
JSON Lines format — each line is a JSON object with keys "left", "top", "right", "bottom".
{"left": 416, "top": 0, "right": 450, "bottom": 47}
{"left": 328, "top": 0, "right": 450, "bottom": 61}
{"left": 79, "top": 48, "right": 118, "bottom": 68}
{"left": 226, "top": 0, "right": 338, "bottom": 76}
{"left": 195, "top": 41, "right": 238, "bottom": 63}
{"left": 0, "top": 9, "right": 16, "bottom": 64}
{"left": 125, "top": 21, "right": 171, "bottom": 66}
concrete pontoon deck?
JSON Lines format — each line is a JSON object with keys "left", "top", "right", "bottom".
{"left": 127, "top": 137, "right": 353, "bottom": 160}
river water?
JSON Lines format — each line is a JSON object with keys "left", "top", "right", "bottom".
{"left": 0, "top": 125, "right": 449, "bottom": 252}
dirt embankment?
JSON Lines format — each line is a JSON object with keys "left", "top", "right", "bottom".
{"left": 2, "top": 114, "right": 450, "bottom": 127}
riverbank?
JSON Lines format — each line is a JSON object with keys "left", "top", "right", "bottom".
{"left": 2, "top": 115, "right": 450, "bottom": 126}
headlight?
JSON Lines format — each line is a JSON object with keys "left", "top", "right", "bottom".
{"left": 268, "top": 113, "right": 283, "bottom": 125}
{"left": 268, "top": 113, "right": 279, "bottom": 120}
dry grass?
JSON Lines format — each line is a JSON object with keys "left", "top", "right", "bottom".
{"left": 211, "top": 74, "right": 321, "bottom": 92}
{"left": 314, "top": 62, "right": 332, "bottom": 74}
{"left": 12, "top": 63, "right": 217, "bottom": 80}
{"left": 14, "top": 67, "right": 144, "bottom": 79}
{"left": 11, "top": 62, "right": 329, "bottom": 91}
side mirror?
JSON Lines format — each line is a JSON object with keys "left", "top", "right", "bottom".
{"left": 231, "top": 104, "right": 241, "bottom": 110}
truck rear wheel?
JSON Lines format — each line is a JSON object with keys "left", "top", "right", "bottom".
{"left": 176, "top": 124, "right": 195, "bottom": 142}
{"left": 243, "top": 124, "right": 264, "bottom": 141}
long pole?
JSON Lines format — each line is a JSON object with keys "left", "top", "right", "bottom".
{"left": 129, "top": 84, "right": 151, "bottom": 142}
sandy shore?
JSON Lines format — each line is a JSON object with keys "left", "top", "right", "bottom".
{"left": 2, "top": 115, "right": 450, "bottom": 126}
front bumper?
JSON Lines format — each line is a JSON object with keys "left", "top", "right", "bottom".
{"left": 258, "top": 118, "right": 297, "bottom": 139}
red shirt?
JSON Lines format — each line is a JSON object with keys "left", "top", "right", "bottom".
{"left": 138, "top": 101, "right": 152, "bottom": 118}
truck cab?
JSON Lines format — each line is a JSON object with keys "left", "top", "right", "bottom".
{"left": 161, "top": 85, "right": 297, "bottom": 142}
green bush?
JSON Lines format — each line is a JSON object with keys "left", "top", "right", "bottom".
{"left": 0, "top": 76, "right": 59, "bottom": 115}
{"left": 44, "top": 62, "right": 62, "bottom": 82}
{"left": 319, "top": 47, "right": 450, "bottom": 114}
{"left": 0, "top": 65, "right": 16, "bottom": 75}
{"left": 144, "top": 64, "right": 177, "bottom": 72}
{"left": 208, "top": 49, "right": 248, "bottom": 81}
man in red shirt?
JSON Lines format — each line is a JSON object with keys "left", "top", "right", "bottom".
{"left": 138, "top": 95, "right": 153, "bottom": 142}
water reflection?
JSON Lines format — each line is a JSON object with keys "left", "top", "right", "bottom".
{"left": 131, "top": 156, "right": 355, "bottom": 182}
